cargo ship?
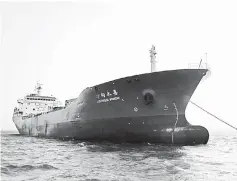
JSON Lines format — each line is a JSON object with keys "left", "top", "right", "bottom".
{"left": 13, "top": 46, "right": 209, "bottom": 145}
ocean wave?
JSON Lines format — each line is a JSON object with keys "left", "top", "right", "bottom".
{"left": 1, "top": 132, "right": 237, "bottom": 181}
{"left": 3, "top": 164, "right": 58, "bottom": 174}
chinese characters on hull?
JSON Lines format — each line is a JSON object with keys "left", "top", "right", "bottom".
{"left": 96, "top": 89, "right": 118, "bottom": 99}
{"left": 96, "top": 89, "right": 120, "bottom": 104}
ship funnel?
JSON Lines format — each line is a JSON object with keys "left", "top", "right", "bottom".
{"left": 150, "top": 45, "right": 157, "bottom": 72}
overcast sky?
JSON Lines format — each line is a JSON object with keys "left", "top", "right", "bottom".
{"left": 1, "top": 0, "right": 237, "bottom": 133}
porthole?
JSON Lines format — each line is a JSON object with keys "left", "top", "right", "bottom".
{"left": 144, "top": 93, "right": 154, "bottom": 105}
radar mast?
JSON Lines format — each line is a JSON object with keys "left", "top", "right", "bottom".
{"left": 150, "top": 45, "right": 157, "bottom": 72}
{"left": 34, "top": 81, "right": 43, "bottom": 96}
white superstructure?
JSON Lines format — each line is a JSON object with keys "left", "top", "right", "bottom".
{"left": 13, "top": 82, "right": 63, "bottom": 119}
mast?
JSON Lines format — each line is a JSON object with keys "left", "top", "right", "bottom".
{"left": 34, "top": 82, "right": 43, "bottom": 96}
{"left": 150, "top": 45, "right": 157, "bottom": 72}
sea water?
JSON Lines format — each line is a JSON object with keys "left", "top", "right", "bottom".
{"left": 1, "top": 130, "right": 237, "bottom": 181}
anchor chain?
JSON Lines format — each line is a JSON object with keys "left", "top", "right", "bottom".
{"left": 190, "top": 101, "right": 237, "bottom": 131}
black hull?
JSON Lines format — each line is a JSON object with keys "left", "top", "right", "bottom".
{"left": 14, "top": 69, "right": 209, "bottom": 145}
{"left": 45, "top": 116, "right": 208, "bottom": 145}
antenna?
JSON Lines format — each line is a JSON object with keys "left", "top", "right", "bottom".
{"left": 198, "top": 59, "right": 203, "bottom": 68}
{"left": 199, "top": 53, "right": 207, "bottom": 69}
{"left": 201, "top": 52, "right": 211, "bottom": 82}
{"left": 150, "top": 45, "right": 157, "bottom": 72}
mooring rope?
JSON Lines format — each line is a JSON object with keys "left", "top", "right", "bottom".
{"left": 190, "top": 101, "right": 237, "bottom": 131}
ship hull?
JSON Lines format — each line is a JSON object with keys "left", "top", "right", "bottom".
{"left": 13, "top": 69, "right": 209, "bottom": 145}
